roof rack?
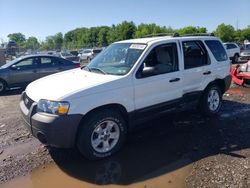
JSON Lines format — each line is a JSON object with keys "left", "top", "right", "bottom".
{"left": 181, "top": 33, "right": 215, "bottom": 37}
{"left": 142, "top": 33, "right": 180, "bottom": 38}
{"left": 140, "top": 32, "right": 215, "bottom": 39}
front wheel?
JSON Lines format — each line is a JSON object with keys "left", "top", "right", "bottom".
{"left": 199, "top": 85, "right": 222, "bottom": 116}
{"left": 77, "top": 109, "right": 127, "bottom": 160}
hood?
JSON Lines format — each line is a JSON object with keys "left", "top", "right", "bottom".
{"left": 26, "top": 68, "right": 120, "bottom": 102}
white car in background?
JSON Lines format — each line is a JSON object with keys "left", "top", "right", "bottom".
{"left": 223, "top": 43, "right": 240, "bottom": 63}
{"left": 239, "top": 43, "right": 250, "bottom": 62}
{"left": 78, "top": 48, "right": 102, "bottom": 63}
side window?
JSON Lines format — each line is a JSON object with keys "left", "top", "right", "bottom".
{"left": 138, "top": 43, "right": 178, "bottom": 78}
{"left": 205, "top": 40, "right": 228, "bottom": 62}
{"left": 15, "top": 58, "right": 37, "bottom": 69}
{"left": 40, "top": 57, "right": 58, "bottom": 67}
{"left": 182, "top": 41, "right": 209, "bottom": 69}
{"left": 227, "top": 44, "right": 235, "bottom": 49}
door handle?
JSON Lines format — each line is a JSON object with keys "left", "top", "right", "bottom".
{"left": 169, "top": 78, "right": 180, "bottom": 82}
{"left": 203, "top": 71, "right": 211, "bottom": 75}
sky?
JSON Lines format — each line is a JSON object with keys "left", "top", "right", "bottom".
{"left": 0, "top": 0, "right": 249, "bottom": 42}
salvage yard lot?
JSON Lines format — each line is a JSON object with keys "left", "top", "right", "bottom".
{"left": 0, "top": 86, "right": 250, "bottom": 187}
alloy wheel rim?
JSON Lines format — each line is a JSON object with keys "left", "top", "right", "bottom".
{"left": 91, "top": 120, "right": 120, "bottom": 153}
{"left": 207, "top": 89, "right": 220, "bottom": 111}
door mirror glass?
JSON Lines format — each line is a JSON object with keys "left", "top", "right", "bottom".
{"left": 141, "top": 66, "right": 156, "bottom": 77}
{"left": 11, "top": 65, "right": 18, "bottom": 70}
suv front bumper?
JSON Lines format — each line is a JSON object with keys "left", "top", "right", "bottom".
{"left": 19, "top": 92, "right": 83, "bottom": 148}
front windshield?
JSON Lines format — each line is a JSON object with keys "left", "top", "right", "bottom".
{"left": 86, "top": 43, "right": 146, "bottom": 75}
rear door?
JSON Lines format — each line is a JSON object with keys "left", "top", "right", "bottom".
{"left": 180, "top": 40, "right": 212, "bottom": 94}
{"left": 38, "top": 56, "right": 62, "bottom": 78}
{"left": 9, "top": 57, "right": 40, "bottom": 86}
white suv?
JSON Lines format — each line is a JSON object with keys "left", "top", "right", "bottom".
{"left": 20, "top": 35, "right": 231, "bottom": 160}
{"left": 224, "top": 42, "right": 240, "bottom": 63}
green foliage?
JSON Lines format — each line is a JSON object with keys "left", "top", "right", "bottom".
{"left": 7, "top": 33, "right": 26, "bottom": 46}
{"left": 215, "top": 24, "right": 235, "bottom": 42}
{"left": 6, "top": 22, "right": 250, "bottom": 51}
{"left": 135, "top": 23, "right": 174, "bottom": 38}
{"left": 25, "top": 37, "right": 40, "bottom": 50}
{"left": 177, "top": 26, "right": 207, "bottom": 35}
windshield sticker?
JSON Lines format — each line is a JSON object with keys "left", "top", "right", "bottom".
{"left": 130, "top": 44, "right": 146, "bottom": 50}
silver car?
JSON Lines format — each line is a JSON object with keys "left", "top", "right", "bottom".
{"left": 240, "top": 44, "right": 250, "bottom": 62}
{"left": 78, "top": 48, "right": 102, "bottom": 63}
{"left": 0, "top": 54, "right": 80, "bottom": 93}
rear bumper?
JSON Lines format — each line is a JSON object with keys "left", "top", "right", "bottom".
{"left": 20, "top": 92, "right": 83, "bottom": 148}
{"left": 239, "top": 56, "right": 250, "bottom": 61}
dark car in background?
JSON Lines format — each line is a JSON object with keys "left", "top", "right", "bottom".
{"left": 0, "top": 55, "right": 80, "bottom": 93}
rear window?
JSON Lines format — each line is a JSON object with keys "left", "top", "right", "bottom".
{"left": 93, "top": 49, "right": 102, "bottom": 53}
{"left": 205, "top": 40, "right": 228, "bottom": 62}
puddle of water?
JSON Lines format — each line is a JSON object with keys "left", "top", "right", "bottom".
{"left": 1, "top": 162, "right": 192, "bottom": 188}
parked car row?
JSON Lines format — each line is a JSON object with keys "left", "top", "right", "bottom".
{"left": 0, "top": 54, "right": 80, "bottom": 93}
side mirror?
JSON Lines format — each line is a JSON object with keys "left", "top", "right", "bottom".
{"left": 141, "top": 67, "right": 156, "bottom": 78}
{"left": 11, "top": 65, "right": 17, "bottom": 70}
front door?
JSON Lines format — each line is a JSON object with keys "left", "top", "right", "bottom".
{"left": 9, "top": 57, "right": 40, "bottom": 86}
{"left": 134, "top": 41, "right": 182, "bottom": 113}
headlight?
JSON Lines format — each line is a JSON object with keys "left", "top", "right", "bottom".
{"left": 37, "top": 99, "right": 70, "bottom": 115}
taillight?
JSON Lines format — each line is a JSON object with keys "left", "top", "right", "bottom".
{"left": 75, "top": 63, "right": 80, "bottom": 68}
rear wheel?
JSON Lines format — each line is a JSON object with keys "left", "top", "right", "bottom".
{"left": 77, "top": 109, "right": 127, "bottom": 160}
{"left": 0, "top": 80, "right": 6, "bottom": 93}
{"left": 199, "top": 85, "right": 222, "bottom": 116}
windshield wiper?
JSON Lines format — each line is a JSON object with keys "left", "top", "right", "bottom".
{"left": 89, "top": 67, "right": 107, "bottom": 75}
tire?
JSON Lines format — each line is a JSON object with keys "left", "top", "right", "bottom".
{"left": 199, "top": 85, "right": 222, "bottom": 116}
{"left": 77, "top": 109, "right": 127, "bottom": 160}
{"left": 0, "top": 80, "right": 6, "bottom": 94}
{"left": 233, "top": 54, "right": 239, "bottom": 63}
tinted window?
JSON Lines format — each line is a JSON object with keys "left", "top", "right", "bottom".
{"left": 140, "top": 43, "right": 178, "bottom": 77}
{"left": 83, "top": 50, "right": 91, "bottom": 53}
{"left": 93, "top": 49, "right": 102, "bottom": 53}
{"left": 40, "top": 57, "right": 57, "bottom": 67}
{"left": 227, "top": 44, "right": 237, "bottom": 49}
{"left": 15, "top": 58, "right": 38, "bottom": 69}
{"left": 182, "top": 41, "right": 209, "bottom": 69}
{"left": 205, "top": 40, "right": 228, "bottom": 62}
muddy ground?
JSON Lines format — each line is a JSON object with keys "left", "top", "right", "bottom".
{"left": 0, "top": 85, "right": 250, "bottom": 187}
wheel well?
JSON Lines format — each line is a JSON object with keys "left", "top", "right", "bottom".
{"left": 75, "top": 104, "right": 129, "bottom": 145}
{"left": 0, "top": 78, "right": 7, "bottom": 87}
{"left": 206, "top": 79, "right": 226, "bottom": 94}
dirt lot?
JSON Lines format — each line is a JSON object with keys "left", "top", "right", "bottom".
{"left": 1, "top": 85, "right": 250, "bottom": 187}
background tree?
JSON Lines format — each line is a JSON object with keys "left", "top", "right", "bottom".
{"left": 177, "top": 26, "right": 207, "bottom": 35}
{"left": 7, "top": 33, "right": 26, "bottom": 47}
{"left": 53, "top": 32, "right": 63, "bottom": 50}
{"left": 134, "top": 23, "right": 174, "bottom": 38}
{"left": 215, "top": 24, "right": 235, "bottom": 42}
{"left": 25, "top": 37, "right": 40, "bottom": 50}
